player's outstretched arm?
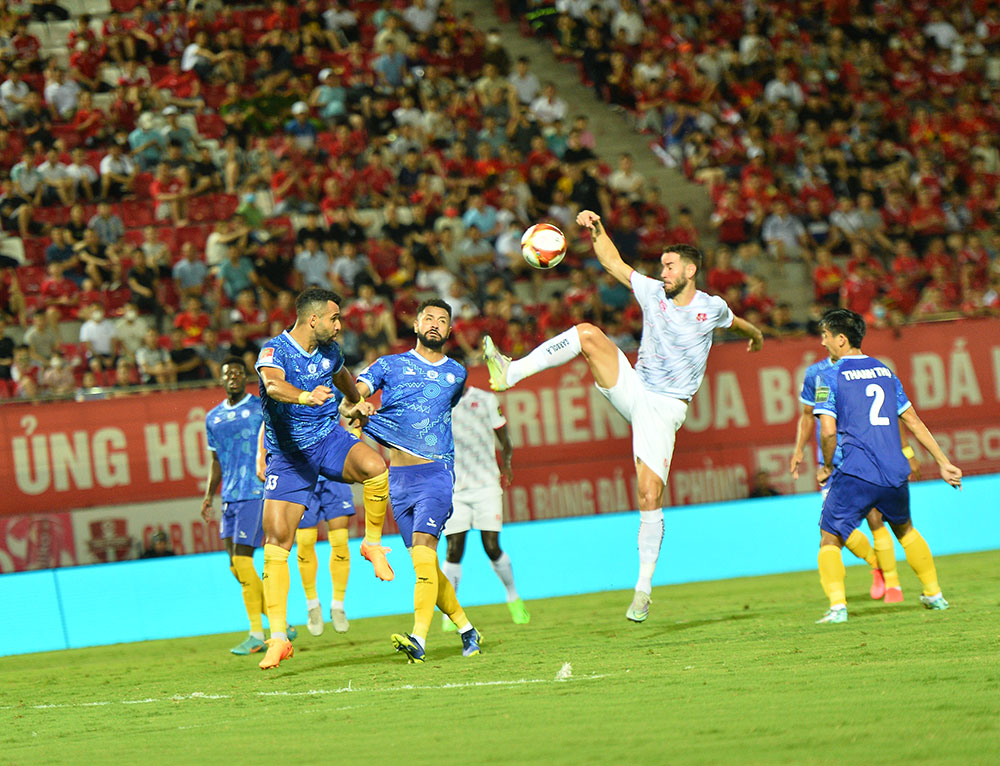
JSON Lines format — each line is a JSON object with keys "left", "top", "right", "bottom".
{"left": 201, "top": 452, "right": 222, "bottom": 521}
{"left": 259, "top": 365, "right": 332, "bottom": 406}
{"left": 576, "top": 210, "right": 633, "bottom": 287}
{"left": 900, "top": 407, "right": 961, "bottom": 488}
{"left": 790, "top": 404, "right": 814, "bottom": 479}
{"left": 730, "top": 316, "right": 764, "bottom": 352}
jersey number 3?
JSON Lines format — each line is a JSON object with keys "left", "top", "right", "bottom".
{"left": 865, "top": 384, "right": 891, "bottom": 426}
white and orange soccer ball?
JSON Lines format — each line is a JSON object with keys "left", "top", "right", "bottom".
{"left": 520, "top": 223, "right": 567, "bottom": 269}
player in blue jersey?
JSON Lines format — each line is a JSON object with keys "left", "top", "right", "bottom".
{"left": 201, "top": 357, "right": 275, "bottom": 655}
{"left": 355, "top": 298, "right": 482, "bottom": 663}
{"left": 790, "top": 309, "right": 919, "bottom": 604}
{"left": 811, "top": 310, "right": 962, "bottom": 624}
{"left": 485, "top": 210, "right": 764, "bottom": 622}
{"left": 253, "top": 287, "right": 391, "bottom": 670}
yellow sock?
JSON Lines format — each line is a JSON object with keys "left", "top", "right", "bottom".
{"left": 262, "top": 544, "right": 291, "bottom": 637}
{"left": 232, "top": 554, "right": 264, "bottom": 633}
{"left": 363, "top": 470, "right": 389, "bottom": 546}
{"left": 436, "top": 562, "right": 469, "bottom": 628}
{"left": 872, "top": 526, "right": 901, "bottom": 589}
{"left": 329, "top": 527, "right": 350, "bottom": 601}
{"left": 410, "top": 545, "right": 438, "bottom": 642}
{"left": 844, "top": 529, "right": 878, "bottom": 568}
{"left": 295, "top": 527, "right": 319, "bottom": 600}
{"left": 898, "top": 528, "right": 940, "bottom": 596}
{"left": 818, "top": 545, "right": 846, "bottom": 608}
{"left": 229, "top": 563, "right": 240, "bottom": 583}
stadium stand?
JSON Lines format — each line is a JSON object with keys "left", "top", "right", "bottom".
{"left": 0, "top": 0, "right": 997, "bottom": 401}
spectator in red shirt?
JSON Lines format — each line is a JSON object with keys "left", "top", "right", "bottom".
{"left": 151, "top": 162, "right": 190, "bottom": 226}
{"left": 908, "top": 186, "right": 948, "bottom": 253}
{"left": 840, "top": 263, "right": 880, "bottom": 315}
{"left": 173, "top": 296, "right": 211, "bottom": 345}
{"left": 812, "top": 247, "right": 844, "bottom": 305}
{"left": 742, "top": 275, "right": 775, "bottom": 320}
{"left": 707, "top": 246, "right": 747, "bottom": 297}
{"left": 709, "top": 188, "right": 750, "bottom": 247}
{"left": 40, "top": 263, "right": 79, "bottom": 320}
{"left": 71, "top": 91, "right": 108, "bottom": 147}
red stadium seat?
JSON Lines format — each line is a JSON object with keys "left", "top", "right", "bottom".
{"left": 188, "top": 196, "right": 216, "bottom": 223}
{"left": 133, "top": 173, "right": 154, "bottom": 200}
{"left": 195, "top": 113, "right": 226, "bottom": 139}
{"left": 176, "top": 224, "right": 210, "bottom": 250}
{"left": 24, "top": 238, "right": 49, "bottom": 265}
{"left": 50, "top": 125, "right": 81, "bottom": 150}
{"left": 213, "top": 194, "right": 238, "bottom": 220}
{"left": 33, "top": 206, "right": 66, "bottom": 225}
{"left": 120, "top": 200, "right": 155, "bottom": 229}
{"left": 122, "top": 229, "right": 145, "bottom": 247}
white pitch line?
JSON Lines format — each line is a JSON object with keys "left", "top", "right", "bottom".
{"left": 4, "top": 674, "right": 608, "bottom": 712}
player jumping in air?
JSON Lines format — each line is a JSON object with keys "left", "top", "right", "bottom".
{"left": 253, "top": 288, "right": 392, "bottom": 670}
{"left": 484, "top": 210, "right": 764, "bottom": 622}
{"left": 791, "top": 308, "right": 921, "bottom": 604}
{"left": 812, "top": 310, "right": 961, "bottom": 623}
{"left": 355, "top": 299, "right": 482, "bottom": 662}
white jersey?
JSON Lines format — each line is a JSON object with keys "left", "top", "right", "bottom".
{"left": 630, "top": 271, "right": 734, "bottom": 400}
{"left": 452, "top": 387, "right": 506, "bottom": 493}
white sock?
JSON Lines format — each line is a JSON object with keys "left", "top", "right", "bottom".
{"left": 411, "top": 634, "right": 426, "bottom": 650}
{"left": 442, "top": 560, "right": 462, "bottom": 595}
{"left": 306, "top": 597, "right": 320, "bottom": 609}
{"left": 250, "top": 630, "right": 265, "bottom": 641}
{"left": 508, "top": 327, "right": 582, "bottom": 386}
{"left": 457, "top": 622, "right": 473, "bottom": 634}
{"left": 635, "top": 509, "right": 664, "bottom": 595}
{"left": 490, "top": 552, "right": 520, "bottom": 602}
{"left": 271, "top": 631, "right": 288, "bottom": 642}
{"left": 331, "top": 600, "right": 344, "bottom": 610}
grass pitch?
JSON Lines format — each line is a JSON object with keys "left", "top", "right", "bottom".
{"left": 3, "top": 550, "right": 998, "bottom": 766}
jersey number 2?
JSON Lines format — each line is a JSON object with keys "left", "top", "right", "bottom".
{"left": 866, "top": 384, "right": 891, "bottom": 426}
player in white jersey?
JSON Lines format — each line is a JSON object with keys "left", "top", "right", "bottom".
{"left": 441, "top": 386, "right": 529, "bottom": 629}
{"left": 484, "top": 209, "right": 764, "bottom": 622}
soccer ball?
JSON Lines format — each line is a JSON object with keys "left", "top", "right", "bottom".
{"left": 521, "top": 223, "right": 567, "bottom": 269}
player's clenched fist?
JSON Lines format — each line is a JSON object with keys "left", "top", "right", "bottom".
{"left": 303, "top": 385, "right": 332, "bottom": 406}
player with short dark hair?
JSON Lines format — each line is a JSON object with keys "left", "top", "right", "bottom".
{"left": 790, "top": 308, "right": 918, "bottom": 604}
{"left": 202, "top": 355, "right": 292, "bottom": 655}
{"left": 484, "top": 210, "right": 764, "bottom": 622}
{"left": 354, "top": 298, "right": 483, "bottom": 663}
{"left": 253, "top": 287, "right": 392, "bottom": 670}
{"left": 812, "top": 310, "right": 961, "bottom": 623}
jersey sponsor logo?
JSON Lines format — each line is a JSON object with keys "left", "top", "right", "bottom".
{"left": 446, "top": 372, "right": 456, "bottom": 384}
{"left": 404, "top": 367, "right": 417, "bottom": 375}
{"left": 546, "top": 338, "right": 570, "bottom": 355}
{"left": 259, "top": 347, "right": 275, "bottom": 363}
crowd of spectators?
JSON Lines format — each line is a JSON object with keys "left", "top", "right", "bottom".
{"left": 513, "top": 0, "right": 1000, "bottom": 329}
{"left": 1, "top": 0, "right": 1000, "bottom": 401}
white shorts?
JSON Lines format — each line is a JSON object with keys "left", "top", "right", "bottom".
{"left": 595, "top": 348, "right": 688, "bottom": 484}
{"left": 443, "top": 486, "right": 503, "bottom": 535}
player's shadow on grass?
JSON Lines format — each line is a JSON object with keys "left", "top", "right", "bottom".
{"left": 644, "top": 611, "right": 758, "bottom": 635}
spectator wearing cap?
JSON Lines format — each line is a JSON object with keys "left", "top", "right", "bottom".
{"left": 129, "top": 112, "right": 165, "bottom": 171}
{"left": 310, "top": 69, "right": 347, "bottom": 120}
{"left": 99, "top": 141, "right": 136, "bottom": 200}
{"left": 160, "top": 106, "right": 195, "bottom": 155}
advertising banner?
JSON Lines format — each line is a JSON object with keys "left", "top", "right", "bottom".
{"left": 2, "top": 318, "right": 998, "bottom": 522}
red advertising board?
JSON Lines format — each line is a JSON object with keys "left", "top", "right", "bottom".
{"left": 2, "top": 318, "right": 999, "bottom": 522}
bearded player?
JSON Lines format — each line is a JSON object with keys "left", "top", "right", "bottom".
{"left": 484, "top": 210, "right": 764, "bottom": 622}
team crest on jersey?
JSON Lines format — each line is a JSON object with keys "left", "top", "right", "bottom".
{"left": 241, "top": 410, "right": 250, "bottom": 418}
{"left": 308, "top": 364, "right": 317, "bottom": 374}
{"left": 696, "top": 313, "right": 707, "bottom": 321}
{"left": 659, "top": 300, "right": 668, "bottom": 311}
{"left": 322, "top": 359, "right": 331, "bottom": 370}
{"left": 227, "top": 411, "right": 235, "bottom": 419}
{"left": 427, "top": 370, "right": 439, "bottom": 380}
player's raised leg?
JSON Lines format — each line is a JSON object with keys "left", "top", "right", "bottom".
{"left": 890, "top": 520, "right": 948, "bottom": 610}
{"left": 342, "top": 441, "right": 393, "bottom": 581}
{"left": 483, "top": 322, "right": 621, "bottom": 392}
{"left": 259, "top": 498, "right": 305, "bottom": 669}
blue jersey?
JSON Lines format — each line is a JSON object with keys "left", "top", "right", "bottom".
{"left": 358, "top": 350, "right": 467, "bottom": 465}
{"left": 813, "top": 355, "right": 911, "bottom": 488}
{"left": 799, "top": 357, "right": 843, "bottom": 467}
{"left": 206, "top": 393, "right": 264, "bottom": 502}
{"left": 255, "top": 330, "right": 345, "bottom": 452}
